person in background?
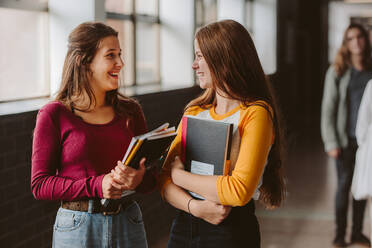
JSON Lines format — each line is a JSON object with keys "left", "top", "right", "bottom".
{"left": 158, "top": 20, "right": 286, "bottom": 248}
{"left": 321, "top": 23, "right": 372, "bottom": 247}
{"left": 368, "top": 28, "right": 372, "bottom": 48}
{"left": 31, "top": 22, "right": 155, "bottom": 248}
{"left": 352, "top": 79, "right": 372, "bottom": 245}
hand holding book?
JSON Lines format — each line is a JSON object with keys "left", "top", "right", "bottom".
{"left": 110, "top": 158, "right": 146, "bottom": 190}
{"left": 102, "top": 123, "right": 176, "bottom": 207}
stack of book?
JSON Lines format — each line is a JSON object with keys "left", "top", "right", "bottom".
{"left": 122, "top": 123, "right": 177, "bottom": 169}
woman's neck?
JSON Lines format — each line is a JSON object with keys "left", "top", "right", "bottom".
{"left": 74, "top": 90, "right": 106, "bottom": 112}
{"left": 214, "top": 93, "right": 240, "bottom": 115}
{"left": 351, "top": 54, "right": 364, "bottom": 71}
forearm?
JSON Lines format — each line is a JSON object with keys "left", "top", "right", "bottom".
{"left": 321, "top": 68, "right": 339, "bottom": 150}
{"left": 31, "top": 173, "right": 104, "bottom": 201}
{"left": 172, "top": 169, "right": 220, "bottom": 203}
{"left": 163, "top": 182, "right": 231, "bottom": 225}
{"left": 163, "top": 182, "right": 194, "bottom": 213}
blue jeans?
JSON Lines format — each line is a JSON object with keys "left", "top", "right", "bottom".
{"left": 167, "top": 200, "right": 260, "bottom": 248}
{"left": 335, "top": 138, "right": 367, "bottom": 238}
{"left": 53, "top": 201, "right": 148, "bottom": 248}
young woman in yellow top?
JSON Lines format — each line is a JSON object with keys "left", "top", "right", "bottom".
{"left": 159, "top": 20, "right": 286, "bottom": 248}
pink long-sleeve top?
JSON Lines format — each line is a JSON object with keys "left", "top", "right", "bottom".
{"left": 31, "top": 101, "right": 147, "bottom": 201}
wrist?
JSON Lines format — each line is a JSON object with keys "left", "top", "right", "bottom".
{"left": 187, "top": 198, "right": 194, "bottom": 214}
{"left": 100, "top": 174, "right": 109, "bottom": 198}
{"left": 187, "top": 198, "right": 198, "bottom": 216}
{"left": 188, "top": 198, "right": 200, "bottom": 217}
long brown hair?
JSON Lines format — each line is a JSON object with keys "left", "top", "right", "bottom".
{"left": 333, "top": 23, "right": 372, "bottom": 77}
{"left": 55, "top": 22, "right": 138, "bottom": 119}
{"left": 187, "top": 20, "right": 286, "bottom": 208}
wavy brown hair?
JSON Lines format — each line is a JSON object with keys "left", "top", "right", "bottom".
{"left": 187, "top": 20, "right": 286, "bottom": 208}
{"left": 333, "top": 23, "right": 372, "bottom": 77}
{"left": 55, "top": 22, "right": 139, "bottom": 120}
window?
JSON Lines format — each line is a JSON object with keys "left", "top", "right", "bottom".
{"left": 0, "top": 0, "right": 48, "bottom": 102}
{"left": 244, "top": 0, "right": 277, "bottom": 74}
{"left": 195, "top": 0, "right": 217, "bottom": 30}
{"left": 105, "top": 0, "right": 160, "bottom": 90}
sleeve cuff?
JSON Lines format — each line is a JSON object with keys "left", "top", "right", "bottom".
{"left": 158, "top": 178, "right": 172, "bottom": 200}
{"left": 94, "top": 174, "right": 106, "bottom": 198}
{"left": 325, "top": 141, "right": 340, "bottom": 152}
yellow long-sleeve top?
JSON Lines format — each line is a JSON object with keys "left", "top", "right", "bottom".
{"left": 159, "top": 100, "right": 274, "bottom": 206}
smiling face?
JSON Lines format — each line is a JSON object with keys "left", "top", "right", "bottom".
{"left": 346, "top": 27, "right": 366, "bottom": 56}
{"left": 192, "top": 39, "right": 213, "bottom": 89}
{"left": 89, "top": 36, "right": 124, "bottom": 94}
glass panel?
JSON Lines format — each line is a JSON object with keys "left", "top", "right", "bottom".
{"left": 136, "top": 22, "right": 160, "bottom": 84}
{"left": 106, "top": 19, "right": 135, "bottom": 86}
{"left": 105, "top": 0, "right": 133, "bottom": 14}
{"left": 0, "top": 7, "right": 48, "bottom": 102}
{"left": 136, "top": 0, "right": 158, "bottom": 16}
{"left": 251, "top": 0, "right": 277, "bottom": 74}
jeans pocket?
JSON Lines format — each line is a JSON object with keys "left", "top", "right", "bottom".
{"left": 125, "top": 201, "right": 144, "bottom": 225}
{"left": 54, "top": 208, "right": 87, "bottom": 232}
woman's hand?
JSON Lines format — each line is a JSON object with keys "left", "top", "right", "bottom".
{"left": 102, "top": 173, "right": 123, "bottom": 199}
{"left": 328, "top": 148, "right": 341, "bottom": 159}
{"left": 110, "top": 158, "right": 146, "bottom": 191}
{"left": 190, "top": 199, "right": 232, "bottom": 225}
{"left": 171, "top": 156, "right": 185, "bottom": 182}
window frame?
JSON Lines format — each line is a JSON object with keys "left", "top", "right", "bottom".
{"left": 106, "top": 0, "right": 161, "bottom": 89}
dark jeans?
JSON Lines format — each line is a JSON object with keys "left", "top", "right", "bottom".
{"left": 167, "top": 200, "right": 260, "bottom": 248}
{"left": 335, "top": 138, "right": 367, "bottom": 238}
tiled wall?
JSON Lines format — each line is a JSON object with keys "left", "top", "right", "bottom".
{"left": 0, "top": 86, "right": 201, "bottom": 248}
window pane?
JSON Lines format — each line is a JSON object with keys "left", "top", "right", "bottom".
{"left": 0, "top": 7, "right": 48, "bottom": 102}
{"left": 106, "top": 19, "right": 135, "bottom": 86}
{"left": 136, "top": 0, "right": 158, "bottom": 16}
{"left": 105, "top": 0, "right": 133, "bottom": 14}
{"left": 136, "top": 22, "right": 160, "bottom": 84}
{"left": 251, "top": 0, "right": 277, "bottom": 74}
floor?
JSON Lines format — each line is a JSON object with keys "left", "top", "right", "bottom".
{"left": 152, "top": 124, "right": 371, "bottom": 248}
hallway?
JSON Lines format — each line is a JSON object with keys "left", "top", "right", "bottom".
{"left": 257, "top": 124, "right": 370, "bottom": 248}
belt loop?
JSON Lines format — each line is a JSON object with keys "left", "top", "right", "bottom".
{"left": 88, "top": 199, "right": 94, "bottom": 214}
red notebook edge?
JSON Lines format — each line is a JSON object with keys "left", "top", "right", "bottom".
{"left": 181, "top": 116, "right": 188, "bottom": 163}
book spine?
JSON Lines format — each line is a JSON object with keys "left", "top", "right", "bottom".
{"left": 181, "top": 116, "right": 188, "bottom": 163}
{"left": 225, "top": 123, "right": 233, "bottom": 161}
{"left": 124, "top": 139, "right": 144, "bottom": 167}
{"left": 223, "top": 123, "right": 234, "bottom": 176}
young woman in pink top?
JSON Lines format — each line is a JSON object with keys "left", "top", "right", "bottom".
{"left": 159, "top": 20, "right": 286, "bottom": 248}
{"left": 31, "top": 22, "right": 154, "bottom": 248}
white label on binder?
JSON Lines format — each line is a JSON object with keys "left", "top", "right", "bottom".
{"left": 189, "top": 160, "right": 214, "bottom": 200}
